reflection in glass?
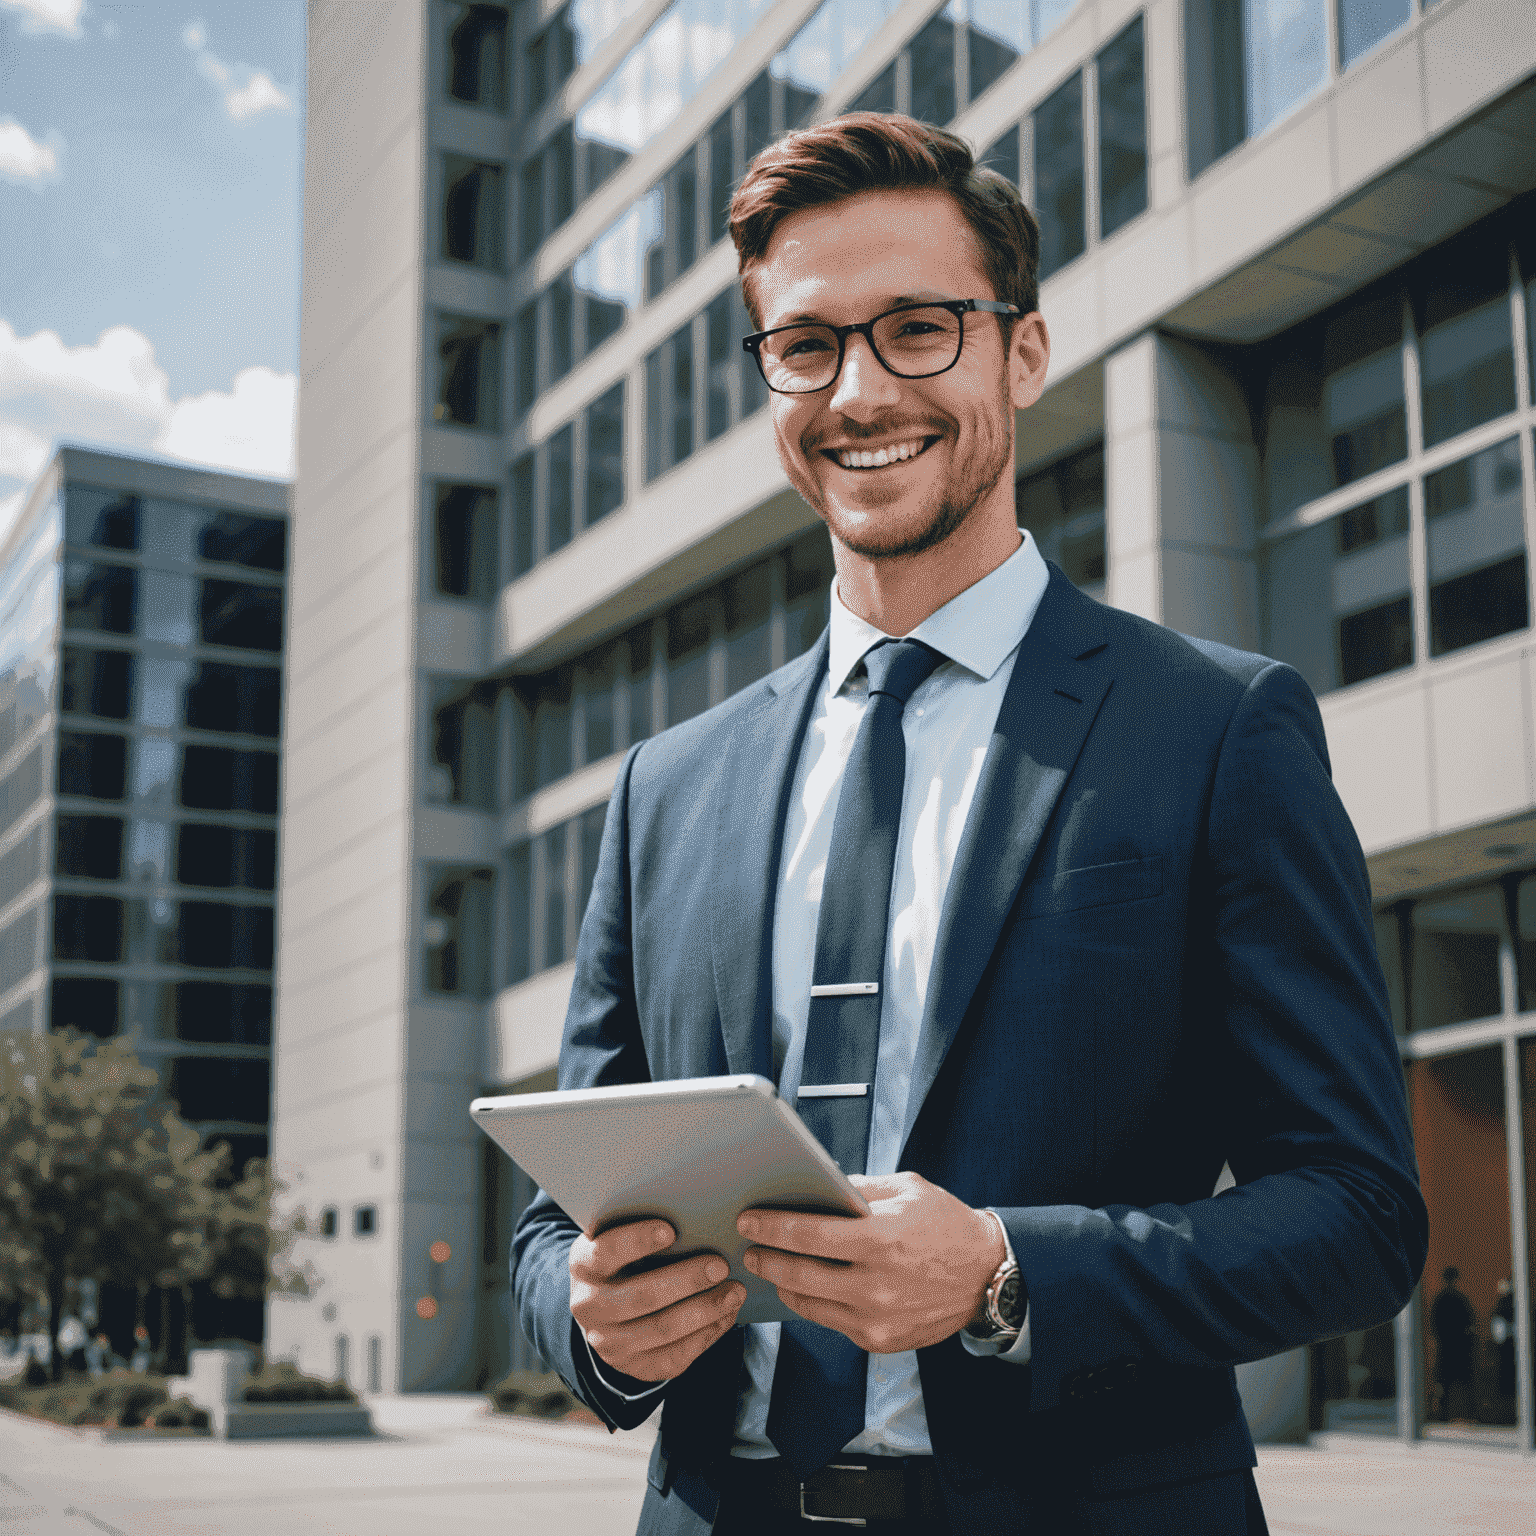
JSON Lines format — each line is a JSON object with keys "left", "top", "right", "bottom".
{"left": 574, "top": 193, "right": 662, "bottom": 352}
{"left": 585, "top": 382, "right": 626, "bottom": 526}
{"left": 434, "top": 484, "right": 498, "bottom": 600}
{"left": 139, "top": 498, "right": 206, "bottom": 564}
{"left": 65, "top": 487, "right": 138, "bottom": 550}
{"left": 0, "top": 525, "right": 61, "bottom": 758}
{"left": 435, "top": 316, "right": 502, "bottom": 430}
{"left": 909, "top": 8, "right": 957, "bottom": 126}
{"left": 1411, "top": 885, "right": 1505, "bottom": 1032}
{"left": 667, "top": 594, "right": 713, "bottom": 727}
{"left": 1324, "top": 298, "right": 1406, "bottom": 487}
{"left": 133, "top": 737, "right": 178, "bottom": 809}
{"left": 1262, "top": 487, "right": 1412, "bottom": 696}
{"left": 447, "top": 4, "right": 509, "bottom": 110}
{"left": 1243, "top": 0, "right": 1326, "bottom": 137}
{"left": 63, "top": 560, "right": 135, "bottom": 636}
{"left": 1034, "top": 73, "right": 1085, "bottom": 280}
{"left": 1017, "top": 444, "right": 1106, "bottom": 596}
{"left": 137, "top": 656, "right": 193, "bottom": 730}
{"left": 548, "top": 424, "right": 575, "bottom": 555}
{"left": 1096, "top": 18, "right": 1147, "bottom": 240}
{"left": 962, "top": 0, "right": 1030, "bottom": 100}
{"left": 125, "top": 818, "right": 172, "bottom": 885}
{"left": 1408, "top": 1047, "right": 1514, "bottom": 1426}
{"left": 1338, "top": 0, "right": 1411, "bottom": 68}
{"left": 1419, "top": 276, "right": 1517, "bottom": 450}
{"left": 443, "top": 156, "right": 505, "bottom": 269}
{"left": 773, "top": 0, "right": 903, "bottom": 125}
{"left": 1425, "top": 437, "right": 1527, "bottom": 657}
{"left": 136, "top": 569, "right": 197, "bottom": 646}
{"left": 429, "top": 679, "right": 497, "bottom": 809}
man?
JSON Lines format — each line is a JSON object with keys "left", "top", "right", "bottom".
{"left": 1430, "top": 1267, "right": 1476, "bottom": 1422}
{"left": 515, "top": 115, "right": 1427, "bottom": 1534}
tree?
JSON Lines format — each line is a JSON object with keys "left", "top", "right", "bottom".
{"left": 201, "top": 1151, "right": 319, "bottom": 1316}
{"left": 0, "top": 1030, "right": 221, "bottom": 1379}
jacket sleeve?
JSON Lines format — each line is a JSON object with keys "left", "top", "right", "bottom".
{"left": 511, "top": 744, "right": 668, "bottom": 1431}
{"left": 1001, "top": 660, "right": 1428, "bottom": 1413}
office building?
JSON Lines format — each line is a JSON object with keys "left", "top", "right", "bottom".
{"left": 0, "top": 444, "right": 288, "bottom": 1345}
{"left": 278, "top": 0, "right": 1534, "bottom": 1452}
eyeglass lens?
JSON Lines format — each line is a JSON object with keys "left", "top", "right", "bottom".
{"left": 757, "top": 305, "right": 964, "bottom": 393}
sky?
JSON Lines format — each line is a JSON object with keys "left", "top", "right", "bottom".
{"left": 0, "top": 0, "right": 304, "bottom": 534}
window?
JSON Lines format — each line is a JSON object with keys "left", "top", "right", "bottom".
{"left": 434, "top": 316, "right": 502, "bottom": 430}
{"left": 706, "top": 292, "right": 734, "bottom": 444}
{"left": 176, "top": 825, "right": 277, "bottom": 891}
{"left": 1426, "top": 438, "right": 1527, "bottom": 658}
{"left": 57, "top": 732, "right": 127, "bottom": 801}
{"left": 168, "top": 1056, "right": 271, "bottom": 1124}
{"left": 197, "top": 511, "right": 286, "bottom": 572}
{"left": 724, "top": 562, "right": 771, "bottom": 695}
{"left": 55, "top": 815, "right": 124, "bottom": 880}
{"left": 320, "top": 1207, "right": 338, "bottom": 1238}
{"left": 447, "top": 4, "right": 508, "bottom": 110}
{"left": 1339, "top": 0, "right": 1410, "bottom": 67}
{"left": 578, "top": 651, "right": 615, "bottom": 764}
{"left": 354, "top": 1206, "right": 377, "bottom": 1237}
{"left": 667, "top": 594, "right": 713, "bottom": 728}
{"left": 442, "top": 156, "right": 505, "bottom": 269}
{"left": 646, "top": 323, "right": 694, "bottom": 482}
{"left": 849, "top": 63, "right": 895, "bottom": 114}
{"left": 1034, "top": 73, "right": 1085, "bottom": 280}
{"left": 1263, "top": 486, "right": 1413, "bottom": 695}
{"left": 515, "top": 301, "right": 539, "bottom": 415}
{"left": 784, "top": 527, "right": 836, "bottom": 660}
{"left": 980, "top": 124, "right": 1020, "bottom": 192}
{"left": 179, "top": 746, "right": 279, "bottom": 814}
{"left": 177, "top": 901, "right": 275, "bottom": 970}
{"left": 542, "top": 822, "right": 568, "bottom": 969}
{"left": 908, "top": 8, "right": 957, "bottom": 126}
{"left": 427, "top": 679, "right": 496, "bottom": 808}
{"left": 550, "top": 272, "right": 575, "bottom": 386}
{"left": 433, "top": 483, "right": 498, "bottom": 600}
{"left": 585, "top": 383, "right": 626, "bottom": 526}
{"left": 964, "top": 0, "right": 1030, "bottom": 100}
{"left": 63, "top": 560, "right": 135, "bottom": 635}
{"left": 547, "top": 424, "right": 575, "bottom": 555}
{"left": 1096, "top": 18, "right": 1147, "bottom": 239}
{"left": 1017, "top": 445, "right": 1107, "bottom": 595}
{"left": 170, "top": 981, "right": 273, "bottom": 1044}
{"left": 200, "top": 580, "right": 283, "bottom": 653}
{"left": 184, "top": 662, "right": 282, "bottom": 737}
{"left": 65, "top": 487, "right": 138, "bottom": 550}
{"left": 506, "top": 841, "right": 532, "bottom": 986}
{"left": 60, "top": 646, "right": 132, "bottom": 720}
{"left": 511, "top": 454, "right": 535, "bottom": 577}
{"left": 1416, "top": 246, "right": 1517, "bottom": 451}
{"left": 53, "top": 894, "right": 122, "bottom": 962}
{"left": 644, "top": 149, "right": 700, "bottom": 302}
{"left": 524, "top": 11, "right": 575, "bottom": 119}
{"left": 51, "top": 977, "right": 117, "bottom": 1038}
{"left": 1411, "top": 885, "right": 1504, "bottom": 1033}
{"left": 367, "top": 1335, "right": 382, "bottom": 1393}
{"left": 424, "top": 867, "right": 495, "bottom": 996}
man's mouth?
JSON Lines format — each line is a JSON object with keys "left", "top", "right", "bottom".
{"left": 823, "top": 435, "right": 939, "bottom": 471}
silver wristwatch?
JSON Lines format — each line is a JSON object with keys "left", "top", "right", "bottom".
{"left": 970, "top": 1213, "right": 1026, "bottom": 1341}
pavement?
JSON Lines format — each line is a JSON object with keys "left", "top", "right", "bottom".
{"left": 1, "top": 1395, "right": 1531, "bottom": 1535}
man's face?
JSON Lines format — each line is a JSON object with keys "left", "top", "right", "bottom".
{"left": 750, "top": 189, "right": 1038, "bottom": 562}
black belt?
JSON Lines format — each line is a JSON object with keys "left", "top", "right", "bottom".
{"left": 726, "top": 1455, "right": 943, "bottom": 1527}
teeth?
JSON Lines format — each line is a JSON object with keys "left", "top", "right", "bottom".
{"left": 838, "top": 438, "right": 926, "bottom": 469}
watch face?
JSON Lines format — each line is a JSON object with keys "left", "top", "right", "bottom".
{"left": 995, "top": 1272, "right": 1023, "bottom": 1329}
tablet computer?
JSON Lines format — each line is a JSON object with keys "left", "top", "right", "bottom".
{"left": 469, "top": 1074, "right": 869, "bottom": 1325}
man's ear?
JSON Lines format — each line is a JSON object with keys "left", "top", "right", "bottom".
{"left": 1008, "top": 310, "right": 1051, "bottom": 412}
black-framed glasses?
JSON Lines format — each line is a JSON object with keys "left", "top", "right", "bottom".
{"left": 742, "top": 299, "right": 1021, "bottom": 395}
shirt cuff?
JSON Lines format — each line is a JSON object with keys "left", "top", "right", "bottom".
{"left": 959, "top": 1209, "right": 1032, "bottom": 1364}
{"left": 578, "top": 1324, "right": 671, "bottom": 1402}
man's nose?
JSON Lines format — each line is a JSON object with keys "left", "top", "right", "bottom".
{"left": 828, "top": 332, "right": 901, "bottom": 417}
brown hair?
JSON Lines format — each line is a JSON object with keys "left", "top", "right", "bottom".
{"left": 728, "top": 112, "right": 1040, "bottom": 331}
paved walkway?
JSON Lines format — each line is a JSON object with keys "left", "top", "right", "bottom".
{"left": 1, "top": 1396, "right": 1530, "bottom": 1535}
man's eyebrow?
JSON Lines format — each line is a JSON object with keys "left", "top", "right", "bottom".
{"left": 774, "top": 292, "right": 957, "bottom": 326}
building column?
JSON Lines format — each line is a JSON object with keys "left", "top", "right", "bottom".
{"left": 1104, "top": 331, "right": 1262, "bottom": 651}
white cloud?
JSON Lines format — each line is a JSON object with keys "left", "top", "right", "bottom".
{"left": 1, "top": 0, "right": 83, "bottom": 37}
{"left": 0, "top": 320, "right": 295, "bottom": 492}
{"left": 0, "top": 117, "right": 62, "bottom": 187}
{"left": 182, "top": 16, "right": 294, "bottom": 122}
{"left": 156, "top": 366, "right": 296, "bottom": 478}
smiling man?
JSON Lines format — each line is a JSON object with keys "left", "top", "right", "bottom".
{"left": 513, "top": 115, "right": 1426, "bottom": 1536}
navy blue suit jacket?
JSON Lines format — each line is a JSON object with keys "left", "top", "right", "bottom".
{"left": 514, "top": 567, "right": 1427, "bottom": 1534}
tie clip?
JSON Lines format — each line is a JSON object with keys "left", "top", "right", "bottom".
{"left": 809, "top": 982, "right": 879, "bottom": 998}
{"left": 797, "top": 1083, "right": 869, "bottom": 1099}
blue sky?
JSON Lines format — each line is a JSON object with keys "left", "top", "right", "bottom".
{"left": 0, "top": 0, "right": 304, "bottom": 527}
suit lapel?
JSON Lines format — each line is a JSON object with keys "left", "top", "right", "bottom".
{"left": 899, "top": 572, "right": 1113, "bottom": 1155}
{"left": 712, "top": 632, "right": 829, "bottom": 1079}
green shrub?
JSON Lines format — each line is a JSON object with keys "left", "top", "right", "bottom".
{"left": 148, "top": 1398, "right": 210, "bottom": 1430}
{"left": 241, "top": 1362, "right": 357, "bottom": 1404}
{"left": 488, "top": 1369, "right": 582, "bottom": 1419}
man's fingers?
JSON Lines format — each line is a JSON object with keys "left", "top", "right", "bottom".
{"left": 576, "top": 1219, "right": 676, "bottom": 1281}
{"left": 742, "top": 1244, "right": 855, "bottom": 1302}
{"left": 587, "top": 1280, "right": 745, "bottom": 1379}
{"left": 626, "top": 1305, "right": 742, "bottom": 1382}
{"left": 610, "top": 1253, "right": 733, "bottom": 1320}
{"left": 737, "top": 1207, "right": 860, "bottom": 1260}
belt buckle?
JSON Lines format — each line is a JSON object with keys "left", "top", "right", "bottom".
{"left": 799, "top": 1463, "right": 868, "bottom": 1527}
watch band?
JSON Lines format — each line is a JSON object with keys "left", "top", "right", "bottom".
{"left": 972, "top": 1211, "right": 1025, "bottom": 1341}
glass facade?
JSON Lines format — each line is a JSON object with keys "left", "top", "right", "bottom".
{"left": 1259, "top": 206, "right": 1534, "bottom": 697}
{"left": 0, "top": 467, "right": 286, "bottom": 1181}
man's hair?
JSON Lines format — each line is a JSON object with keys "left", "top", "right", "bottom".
{"left": 728, "top": 112, "right": 1040, "bottom": 332}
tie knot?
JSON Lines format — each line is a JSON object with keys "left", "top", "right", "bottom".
{"left": 862, "top": 639, "right": 945, "bottom": 709}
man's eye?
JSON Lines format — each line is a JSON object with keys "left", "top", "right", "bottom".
{"left": 782, "top": 333, "right": 832, "bottom": 357}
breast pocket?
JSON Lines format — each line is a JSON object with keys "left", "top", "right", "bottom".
{"left": 1015, "top": 855, "right": 1164, "bottom": 919}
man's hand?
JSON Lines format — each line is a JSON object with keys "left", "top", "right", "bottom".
{"left": 738, "top": 1172, "right": 1005, "bottom": 1354}
{"left": 569, "top": 1220, "right": 746, "bottom": 1382}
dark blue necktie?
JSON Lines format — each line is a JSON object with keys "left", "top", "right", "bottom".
{"left": 767, "top": 638, "right": 945, "bottom": 1478}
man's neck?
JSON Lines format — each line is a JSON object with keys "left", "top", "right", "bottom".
{"left": 831, "top": 503, "right": 1022, "bottom": 637}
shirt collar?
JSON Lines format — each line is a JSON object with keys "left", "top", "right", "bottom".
{"left": 827, "top": 529, "right": 1051, "bottom": 694}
